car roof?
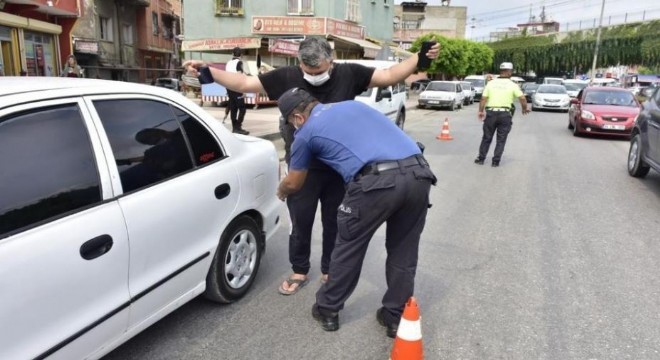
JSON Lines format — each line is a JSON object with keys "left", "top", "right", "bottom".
{"left": 584, "top": 86, "right": 630, "bottom": 92}
{"left": 0, "top": 77, "right": 161, "bottom": 98}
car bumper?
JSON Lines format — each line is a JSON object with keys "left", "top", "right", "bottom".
{"left": 576, "top": 119, "right": 634, "bottom": 136}
{"left": 533, "top": 102, "right": 569, "bottom": 110}
{"left": 419, "top": 99, "right": 454, "bottom": 107}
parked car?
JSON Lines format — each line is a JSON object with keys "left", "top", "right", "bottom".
{"left": 410, "top": 79, "right": 431, "bottom": 91}
{"left": 568, "top": 86, "right": 640, "bottom": 138}
{"left": 337, "top": 60, "right": 408, "bottom": 129}
{"left": 564, "top": 83, "right": 581, "bottom": 98}
{"left": 418, "top": 81, "right": 465, "bottom": 111}
{"left": 532, "top": 84, "right": 571, "bottom": 112}
{"left": 154, "top": 77, "right": 181, "bottom": 92}
{"left": 0, "top": 78, "right": 282, "bottom": 360}
{"left": 522, "top": 83, "right": 540, "bottom": 102}
{"left": 628, "top": 86, "right": 660, "bottom": 177}
{"left": 464, "top": 75, "right": 486, "bottom": 100}
{"left": 563, "top": 79, "right": 589, "bottom": 92}
{"left": 460, "top": 81, "right": 475, "bottom": 105}
{"left": 543, "top": 77, "right": 564, "bottom": 85}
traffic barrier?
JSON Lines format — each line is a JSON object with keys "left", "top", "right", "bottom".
{"left": 390, "top": 297, "right": 423, "bottom": 360}
{"left": 436, "top": 118, "right": 453, "bottom": 140}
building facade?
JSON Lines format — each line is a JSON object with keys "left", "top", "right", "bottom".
{"left": 1, "top": 0, "right": 180, "bottom": 82}
{"left": 182, "top": 0, "right": 397, "bottom": 67}
{"left": 0, "top": 0, "right": 79, "bottom": 77}
{"left": 393, "top": 1, "right": 466, "bottom": 50}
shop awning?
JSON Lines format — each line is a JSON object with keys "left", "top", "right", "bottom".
{"left": 327, "top": 34, "right": 381, "bottom": 58}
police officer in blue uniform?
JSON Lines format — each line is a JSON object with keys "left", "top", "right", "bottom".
{"left": 276, "top": 88, "right": 437, "bottom": 337}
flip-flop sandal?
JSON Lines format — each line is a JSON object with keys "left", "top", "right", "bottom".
{"left": 320, "top": 275, "right": 328, "bottom": 284}
{"left": 278, "top": 277, "right": 309, "bottom": 295}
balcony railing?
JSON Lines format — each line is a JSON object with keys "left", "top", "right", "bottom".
{"left": 215, "top": 0, "right": 244, "bottom": 16}
{"left": 128, "top": 0, "right": 151, "bottom": 7}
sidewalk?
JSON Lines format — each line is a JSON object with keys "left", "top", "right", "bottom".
{"left": 190, "top": 93, "right": 420, "bottom": 140}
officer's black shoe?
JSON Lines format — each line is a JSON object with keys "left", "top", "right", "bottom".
{"left": 474, "top": 157, "right": 485, "bottom": 165}
{"left": 492, "top": 161, "right": 500, "bottom": 167}
{"left": 312, "top": 303, "right": 339, "bottom": 332}
{"left": 376, "top": 308, "right": 399, "bottom": 339}
{"left": 233, "top": 128, "right": 250, "bottom": 135}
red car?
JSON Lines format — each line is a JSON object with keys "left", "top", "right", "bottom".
{"left": 568, "top": 87, "right": 640, "bottom": 138}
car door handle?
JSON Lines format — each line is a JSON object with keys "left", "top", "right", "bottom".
{"left": 80, "top": 235, "right": 114, "bottom": 260}
{"left": 215, "top": 183, "right": 231, "bottom": 199}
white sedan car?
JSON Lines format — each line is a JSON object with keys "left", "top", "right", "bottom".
{"left": 532, "top": 84, "right": 571, "bottom": 112}
{"left": 0, "top": 78, "right": 283, "bottom": 360}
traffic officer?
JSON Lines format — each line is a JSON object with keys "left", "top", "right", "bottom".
{"left": 275, "top": 88, "right": 437, "bottom": 337}
{"left": 474, "top": 62, "right": 529, "bottom": 167}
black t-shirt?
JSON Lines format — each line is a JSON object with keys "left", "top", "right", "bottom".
{"left": 259, "top": 63, "right": 375, "bottom": 166}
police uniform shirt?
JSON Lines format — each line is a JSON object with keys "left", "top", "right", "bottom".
{"left": 226, "top": 57, "right": 243, "bottom": 73}
{"left": 289, "top": 101, "right": 421, "bottom": 183}
{"left": 483, "top": 78, "right": 523, "bottom": 108}
{"left": 258, "top": 63, "right": 375, "bottom": 103}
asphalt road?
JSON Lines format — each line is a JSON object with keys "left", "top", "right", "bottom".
{"left": 105, "top": 104, "right": 660, "bottom": 360}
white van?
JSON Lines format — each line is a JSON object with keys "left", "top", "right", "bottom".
{"left": 464, "top": 75, "right": 486, "bottom": 100}
{"left": 335, "top": 60, "right": 408, "bottom": 129}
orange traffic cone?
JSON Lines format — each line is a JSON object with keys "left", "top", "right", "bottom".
{"left": 436, "top": 118, "right": 453, "bottom": 140}
{"left": 390, "top": 297, "right": 423, "bottom": 360}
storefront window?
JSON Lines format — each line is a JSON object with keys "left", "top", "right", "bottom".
{"left": 24, "top": 31, "right": 57, "bottom": 77}
{"left": 0, "top": 26, "right": 13, "bottom": 76}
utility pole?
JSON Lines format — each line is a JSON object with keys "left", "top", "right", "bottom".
{"left": 590, "top": 0, "right": 606, "bottom": 82}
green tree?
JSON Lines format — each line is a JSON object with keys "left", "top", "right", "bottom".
{"left": 409, "top": 34, "right": 492, "bottom": 78}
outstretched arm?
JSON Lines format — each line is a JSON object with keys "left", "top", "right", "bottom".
{"left": 182, "top": 60, "right": 264, "bottom": 94}
{"left": 368, "top": 42, "right": 440, "bottom": 88}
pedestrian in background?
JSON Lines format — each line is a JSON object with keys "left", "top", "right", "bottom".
{"left": 275, "top": 88, "right": 436, "bottom": 336}
{"left": 226, "top": 47, "right": 248, "bottom": 134}
{"left": 183, "top": 36, "right": 439, "bottom": 296}
{"left": 475, "top": 62, "right": 529, "bottom": 167}
{"left": 61, "top": 55, "right": 84, "bottom": 78}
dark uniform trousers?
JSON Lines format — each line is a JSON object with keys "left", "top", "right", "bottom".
{"left": 227, "top": 89, "right": 246, "bottom": 130}
{"left": 286, "top": 167, "right": 345, "bottom": 275}
{"left": 315, "top": 155, "right": 436, "bottom": 323}
{"left": 478, "top": 110, "right": 513, "bottom": 162}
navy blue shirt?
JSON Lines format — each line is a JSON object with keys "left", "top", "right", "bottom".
{"left": 289, "top": 101, "right": 421, "bottom": 183}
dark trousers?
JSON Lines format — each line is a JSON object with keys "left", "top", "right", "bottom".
{"left": 287, "top": 167, "right": 346, "bottom": 275}
{"left": 315, "top": 162, "right": 435, "bottom": 323}
{"left": 227, "top": 90, "right": 246, "bottom": 130}
{"left": 478, "top": 111, "right": 513, "bottom": 162}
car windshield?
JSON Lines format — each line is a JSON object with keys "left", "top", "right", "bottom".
{"left": 565, "top": 82, "right": 588, "bottom": 90}
{"left": 461, "top": 82, "right": 471, "bottom": 89}
{"left": 583, "top": 90, "right": 637, "bottom": 106}
{"left": 564, "top": 84, "right": 580, "bottom": 91}
{"left": 426, "top": 82, "right": 455, "bottom": 92}
{"left": 545, "top": 79, "right": 563, "bottom": 85}
{"left": 524, "top": 84, "right": 539, "bottom": 91}
{"left": 466, "top": 79, "right": 485, "bottom": 87}
{"left": 537, "top": 85, "right": 567, "bottom": 94}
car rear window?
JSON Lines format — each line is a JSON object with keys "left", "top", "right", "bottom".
{"left": 426, "top": 82, "right": 455, "bottom": 92}
{"left": 583, "top": 90, "right": 637, "bottom": 106}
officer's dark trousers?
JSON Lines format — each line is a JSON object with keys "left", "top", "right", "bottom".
{"left": 478, "top": 111, "right": 513, "bottom": 162}
{"left": 287, "top": 167, "right": 345, "bottom": 275}
{"left": 227, "top": 90, "right": 246, "bottom": 130}
{"left": 316, "top": 161, "right": 435, "bottom": 323}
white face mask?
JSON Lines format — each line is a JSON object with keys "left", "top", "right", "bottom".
{"left": 303, "top": 69, "right": 331, "bottom": 86}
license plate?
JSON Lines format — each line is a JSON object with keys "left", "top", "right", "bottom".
{"left": 428, "top": 101, "right": 439, "bottom": 104}
{"left": 546, "top": 104, "right": 559, "bottom": 107}
{"left": 603, "top": 124, "right": 625, "bottom": 130}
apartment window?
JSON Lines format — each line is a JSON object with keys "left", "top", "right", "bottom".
{"left": 99, "top": 17, "right": 113, "bottom": 41}
{"left": 152, "top": 12, "right": 159, "bottom": 35}
{"left": 346, "top": 0, "right": 361, "bottom": 23}
{"left": 215, "top": 0, "right": 244, "bottom": 16}
{"left": 122, "top": 24, "right": 133, "bottom": 45}
{"left": 287, "top": 0, "right": 314, "bottom": 15}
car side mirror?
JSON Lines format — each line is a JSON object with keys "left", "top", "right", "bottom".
{"left": 380, "top": 89, "right": 392, "bottom": 100}
{"left": 570, "top": 98, "right": 579, "bottom": 104}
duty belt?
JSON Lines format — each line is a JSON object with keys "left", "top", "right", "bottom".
{"left": 486, "top": 107, "right": 511, "bottom": 111}
{"left": 359, "top": 154, "right": 428, "bottom": 177}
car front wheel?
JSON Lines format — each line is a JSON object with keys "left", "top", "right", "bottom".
{"left": 205, "top": 216, "right": 263, "bottom": 303}
{"left": 628, "top": 134, "right": 651, "bottom": 178}
{"left": 395, "top": 109, "right": 405, "bottom": 129}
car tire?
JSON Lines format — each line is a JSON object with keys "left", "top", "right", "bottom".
{"left": 395, "top": 109, "right": 405, "bottom": 129}
{"left": 204, "top": 216, "right": 263, "bottom": 303}
{"left": 567, "top": 117, "right": 574, "bottom": 130}
{"left": 450, "top": 101, "right": 456, "bottom": 111}
{"left": 572, "top": 120, "right": 581, "bottom": 137}
{"left": 531, "top": 106, "right": 536, "bottom": 112}
{"left": 628, "top": 134, "right": 651, "bottom": 178}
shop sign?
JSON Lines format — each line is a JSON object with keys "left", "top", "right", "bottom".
{"left": 75, "top": 41, "right": 99, "bottom": 54}
{"left": 252, "top": 17, "right": 365, "bottom": 40}
{"left": 182, "top": 37, "right": 261, "bottom": 51}
{"left": 268, "top": 39, "right": 299, "bottom": 56}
